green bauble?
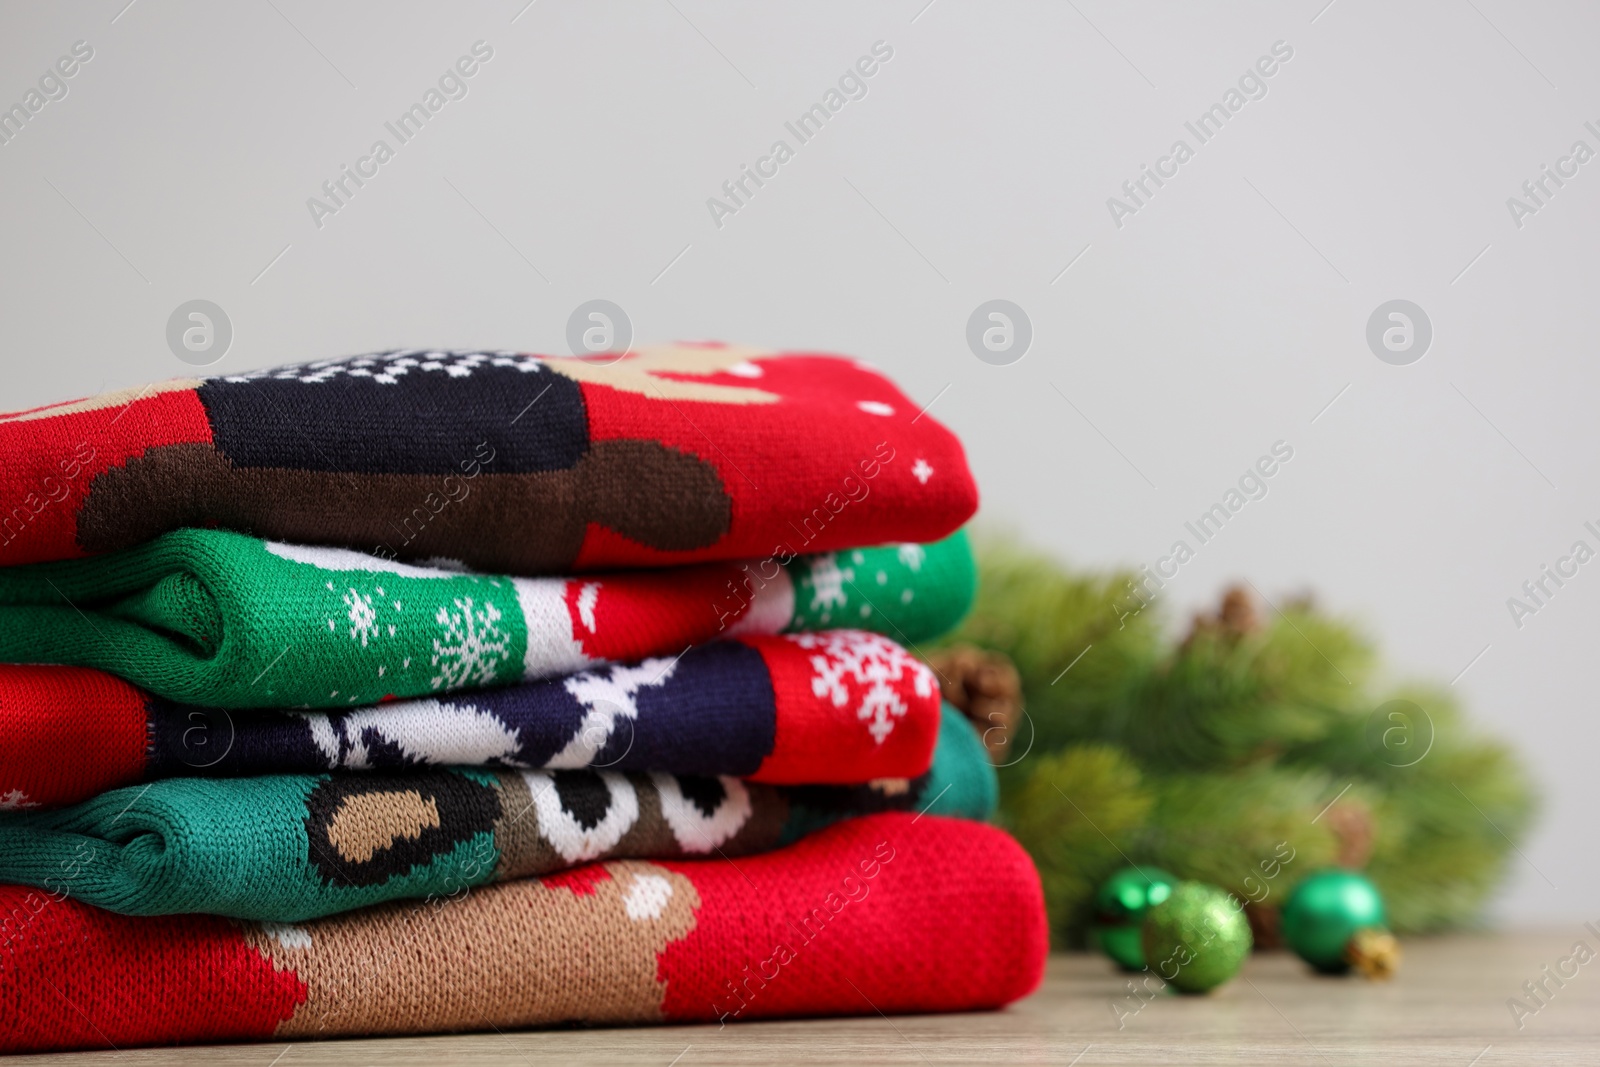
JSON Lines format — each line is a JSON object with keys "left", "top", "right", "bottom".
{"left": 1090, "top": 866, "right": 1177, "bottom": 971}
{"left": 1281, "top": 870, "right": 1387, "bottom": 974}
{"left": 1139, "top": 882, "right": 1252, "bottom": 993}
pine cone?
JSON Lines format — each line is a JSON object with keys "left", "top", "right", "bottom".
{"left": 923, "top": 645, "right": 1022, "bottom": 763}
{"left": 1182, "top": 584, "right": 1261, "bottom": 647}
{"left": 1325, "top": 798, "right": 1376, "bottom": 870}
{"left": 1245, "top": 901, "right": 1283, "bottom": 951}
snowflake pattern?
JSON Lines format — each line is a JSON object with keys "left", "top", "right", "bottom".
{"left": 911, "top": 458, "right": 934, "bottom": 484}
{"left": 803, "top": 553, "right": 853, "bottom": 617}
{"left": 896, "top": 543, "right": 926, "bottom": 572}
{"left": 786, "top": 630, "right": 935, "bottom": 744}
{"left": 430, "top": 596, "right": 512, "bottom": 690}
{"left": 343, "top": 588, "right": 377, "bottom": 646}
{"left": 0, "top": 788, "right": 37, "bottom": 811}
{"left": 217, "top": 349, "right": 544, "bottom": 386}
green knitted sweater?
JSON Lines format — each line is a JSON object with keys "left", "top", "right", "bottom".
{"left": 0, "top": 528, "right": 974, "bottom": 707}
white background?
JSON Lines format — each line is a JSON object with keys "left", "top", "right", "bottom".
{"left": 2, "top": 0, "right": 1595, "bottom": 924}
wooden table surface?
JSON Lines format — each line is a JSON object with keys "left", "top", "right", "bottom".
{"left": 16, "top": 932, "right": 1596, "bottom": 1065}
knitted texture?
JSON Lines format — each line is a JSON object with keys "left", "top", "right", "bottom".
{"left": 0, "top": 527, "right": 973, "bottom": 707}
{"left": 0, "top": 632, "right": 950, "bottom": 809}
{"left": 776, "top": 700, "right": 997, "bottom": 848}
{"left": 0, "top": 345, "right": 978, "bottom": 572}
{"left": 0, "top": 814, "right": 1046, "bottom": 1052}
{"left": 0, "top": 705, "right": 991, "bottom": 922}
{"left": 0, "top": 666, "right": 148, "bottom": 812}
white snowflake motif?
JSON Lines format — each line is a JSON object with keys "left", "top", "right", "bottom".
{"left": 343, "top": 588, "right": 377, "bottom": 647}
{"left": 430, "top": 596, "right": 511, "bottom": 689}
{"left": 896, "top": 543, "right": 926, "bottom": 572}
{"left": 803, "top": 553, "right": 854, "bottom": 616}
{"left": 787, "top": 631, "right": 936, "bottom": 744}
{"left": 0, "top": 788, "right": 37, "bottom": 811}
{"left": 911, "top": 458, "right": 935, "bottom": 484}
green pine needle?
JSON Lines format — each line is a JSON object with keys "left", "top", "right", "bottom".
{"left": 947, "top": 538, "right": 1537, "bottom": 938}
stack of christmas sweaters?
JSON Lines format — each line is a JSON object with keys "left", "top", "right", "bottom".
{"left": 0, "top": 343, "right": 1046, "bottom": 1052}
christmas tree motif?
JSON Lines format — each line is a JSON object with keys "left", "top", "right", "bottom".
{"left": 430, "top": 596, "right": 511, "bottom": 690}
{"left": 787, "top": 630, "right": 935, "bottom": 743}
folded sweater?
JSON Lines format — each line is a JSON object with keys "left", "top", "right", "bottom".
{"left": 0, "top": 527, "right": 972, "bottom": 707}
{"left": 0, "top": 344, "right": 977, "bottom": 571}
{"left": 0, "top": 813, "right": 1045, "bottom": 1053}
{"left": 0, "top": 632, "right": 949, "bottom": 811}
{"left": 0, "top": 704, "right": 993, "bottom": 922}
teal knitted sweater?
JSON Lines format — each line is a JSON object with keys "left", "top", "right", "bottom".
{"left": 0, "top": 704, "right": 995, "bottom": 922}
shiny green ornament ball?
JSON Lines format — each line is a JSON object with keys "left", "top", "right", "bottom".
{"left": 1091, "top": 866, "right": 1177, "bottom": 971}
{"left": 1281, "top": 869, "right": 1387, "bottom": 974}
{"left": 1139, "top": 881, "right": 1252, "bottom": 993}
